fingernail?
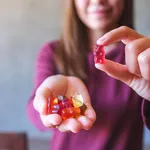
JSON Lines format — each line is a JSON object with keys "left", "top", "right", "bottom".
{"left": 95, "top": 63, "right": 102, "bottom": 69}
{"left": 95, "top": 63, "right": 98, "bottom": 68}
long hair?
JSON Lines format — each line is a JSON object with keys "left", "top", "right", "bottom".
{"left": 54, "top": 0, "right": 134, "bottom": 82}
{"left": 119, "top": 0, "right": 134, "bottom": 28}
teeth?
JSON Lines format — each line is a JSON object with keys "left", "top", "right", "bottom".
{"left": 88, "top": 5, "right": 107, "bottom": 13}
{"left": 88, "top": 5, "right": 100, "bottom": 12}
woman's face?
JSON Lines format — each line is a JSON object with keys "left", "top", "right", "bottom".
{"left": 74, "top": 0, "right": 124, "bottom": 31}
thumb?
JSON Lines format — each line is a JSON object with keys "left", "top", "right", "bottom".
{"left": 95, "top": 59, "right": 134, "bottom": 86}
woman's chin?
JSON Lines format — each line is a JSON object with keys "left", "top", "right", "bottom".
{"left": 88, "top": 21, "right": 114, "bottom": 31}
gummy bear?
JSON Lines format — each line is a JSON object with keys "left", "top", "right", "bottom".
{"left": 71, "top": 93, "right": 83, "bottom": 108}
{"left": 58, "top": 96, "right": 73, "bottom": 110}
{"left": 47, "top": 94, "right": 87, "bottom": 120}
{"left": 61, "top": 107, "right": 81, "bottom": 120}
{"left": 48, "top": 97, "right": 60, "bottom": 114}
{"left": 93, "top": 44, "right": 105, "bottom": 64}
{"left": 50, "top": 104, "right": 60, "bottom": 114}
{"left": 79, "top": 103, "right": 87, "bottom": 115}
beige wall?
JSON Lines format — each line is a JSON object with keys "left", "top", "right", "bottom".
{"left": 0, "top": 0, "right": 149, "bottom": 144}
{"left": 135, "top": 0, "right": 150, "bottom": 35}
{"left": 0, "top": 0, "right": 63, "bottom": 138}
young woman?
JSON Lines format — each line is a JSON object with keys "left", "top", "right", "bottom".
{"left": 27, "top": 0, "right": 150, "bottom": 149}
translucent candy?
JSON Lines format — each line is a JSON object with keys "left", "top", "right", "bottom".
{"left": 48, "top": 98, "right": 60, "bottom": 114}
{"left": 93, "top": 44, "right": 105, "bottom": 64}
{"left": 80, "top": 103, "right": 87, "bottom": 115}
{"left": 50, "top": 104, "right": 60, "bottom": 114}
{"left": 52, "top": 98, "right": 58, "bottom": 105}
{"left": 48, "top": 94, "right": 87, "bottom": 120}
{"left": 94, "top": 56, "right": 105, "bottom": 64}
{"left": 61, "top": 107, "right": 81, "bottom": 120}
{"left": 58, "top": 96, "right": 73, "bottom": 109}
{"left": 72, "top": 93, "right": 84, "bottom": 108}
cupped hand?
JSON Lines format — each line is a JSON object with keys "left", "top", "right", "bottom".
{"left": 33, "top": 75, "right": 96, "bottom": 133}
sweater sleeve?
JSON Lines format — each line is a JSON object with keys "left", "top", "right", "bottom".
{"left": 26, "top": 42, "right": 57, "bottom": 131}
{"left": 142, "top": 99, "right": 150, "bottom": 130}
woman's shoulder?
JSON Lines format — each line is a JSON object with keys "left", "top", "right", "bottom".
{"left": 35, "top": 40, "right": 60, "bottom": 65}
{"left": 39, "top": 40, "right": 60, "bottom": 53}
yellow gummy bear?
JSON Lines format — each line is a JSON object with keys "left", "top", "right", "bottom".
{"left": 72, "top": 93, "right": 83, "bottom": 108}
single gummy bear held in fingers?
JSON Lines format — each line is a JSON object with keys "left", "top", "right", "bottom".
{"left": 93, "top": 44, "right": 105, "bottom": 64}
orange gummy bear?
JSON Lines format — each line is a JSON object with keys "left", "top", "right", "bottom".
{"left": 61, "top": 107, "right": 81, "bottom": 120}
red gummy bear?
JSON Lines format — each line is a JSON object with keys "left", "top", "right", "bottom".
{"left": 50, "top": 104, "right": 60, "bottom": 114}
{"left": 58, "top": 96, "right": 73, "bottom": 110}
{"left": 61, "top": 107, "right": 81, "bottom": 120}
{"left": 93, "top": 44, "right": 105, "bottom": 64}
{"left": 48, "top": 98, "right": 60, "bottom": 114}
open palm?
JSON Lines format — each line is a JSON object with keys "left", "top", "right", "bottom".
{"left": 33, "top": 75, "right": 96, "bottom": 133}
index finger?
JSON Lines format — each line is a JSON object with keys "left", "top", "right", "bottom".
{"left": 97, "top": 26, "right": 143, "bottom": 46}
{"left": 33, "top": 87, "right": 51, "bottom": 115}
{"left": 83, "top": 106, "right": 96, "bottom": 122}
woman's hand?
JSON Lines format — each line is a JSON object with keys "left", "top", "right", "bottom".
{"left": 96, "top": 26, "right": 150, "bottom": 101}
{"left": 33, "top": 75, "right": 96, "bottom": 133}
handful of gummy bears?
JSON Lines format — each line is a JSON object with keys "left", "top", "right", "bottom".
{"left": 47, "top": 93, "right": 87, "bottom": 120}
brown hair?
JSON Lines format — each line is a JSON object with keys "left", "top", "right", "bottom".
{"left": 54, "top": 0, "right": 134, "bottom": 82}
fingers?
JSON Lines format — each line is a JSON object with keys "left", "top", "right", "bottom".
{"left": 39, "top": 104, "right": 95, "bottom": 132}
{"left": 76, "top": 105, "right": 96, "bottom": 130}
{"left": 125, "top": 37, "right": 150, "bottom": 77}
{"left": 96, "top": 26, "right": 150, "bottom": 81}
{"left": 95, "top": 59, "right": 135, "bottom": 86}
{"left": 57, "top": 118, "right": 82, "bottom": 133}
{"left": 41, "top": 112, "right": 95, "bottom": 133}
{"left": 97, "top": 26, "right": 143, "bottom": 45}
{"left": 138, "top": 47, "right": 150, "bottom": 81}
{"left": 36, "top": 75, "right": 68, "bottom": 97}
{"left": 33, "top": 95, "right": 48, "bottom": 115}
{"left": 57, "top": 105, "right": 96, "bottom": 132}
{"left": 33, "top": 87, "right": 51, "bottom": 115}
{"left": 57, "top": 111, "right": 95, "bottom": 133}
{"left": 83, "top": 106, "right": 96, "bottom": 122}
{"left": 77, "top": 116, "right": 94, "bottom": 130}
{"left": 33, "top": 75, "right": 96, "bottom": 132}
{"left": 67, "top": 77, "right": 96, "bottom": 131}
{"left": 53, "top": 103, "right": 96, "bottom": 132}
{"left": 40, "top": 114, "right": 62, "bottom": 128}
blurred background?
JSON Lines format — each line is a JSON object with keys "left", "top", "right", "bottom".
{"left": 0, "top": 0, "right": 150, "bottom": 150}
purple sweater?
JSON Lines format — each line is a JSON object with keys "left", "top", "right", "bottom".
{"left": 27, "top": 41, "right": 150, "bottom": 150}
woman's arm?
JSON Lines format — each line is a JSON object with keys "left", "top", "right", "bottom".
{"left": 27, "top": 42, "right": 56, "bottom": 131}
